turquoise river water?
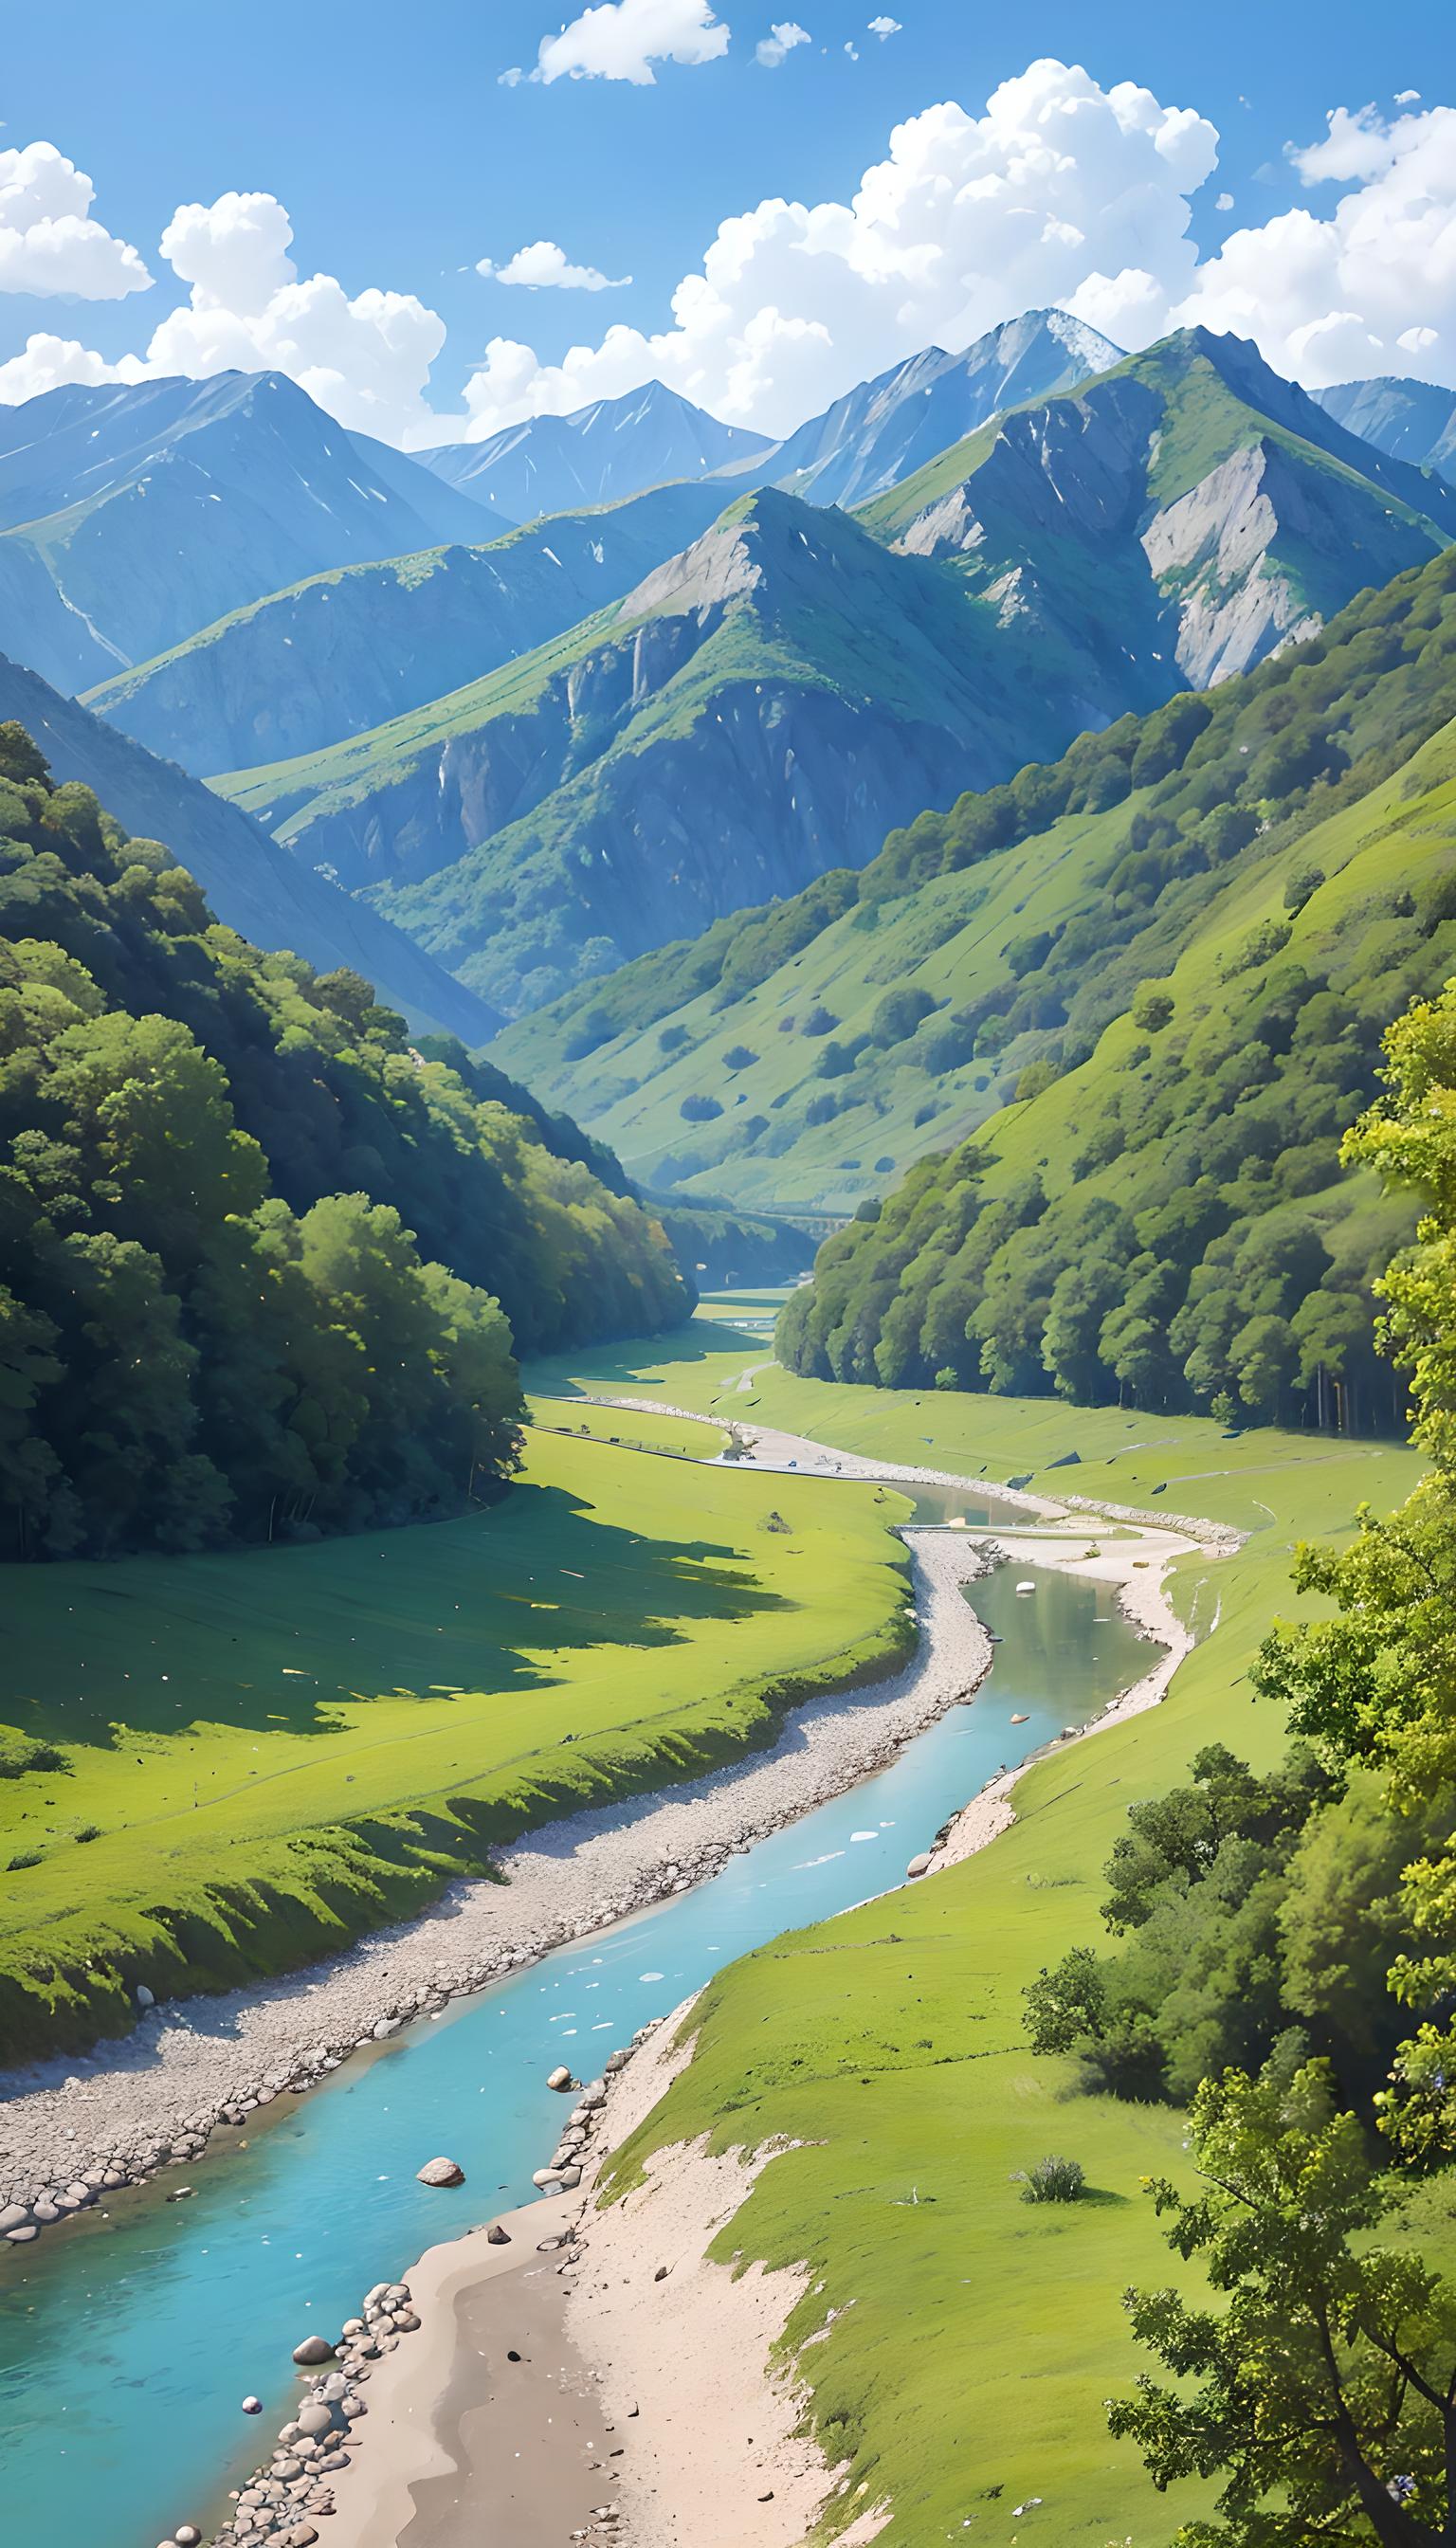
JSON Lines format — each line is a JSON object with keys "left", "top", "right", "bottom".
{"left": 0, "top": 1556, "right": 1150, "bottom": 2547}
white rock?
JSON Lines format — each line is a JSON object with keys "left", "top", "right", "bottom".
{"left": 415, "top": 2156, "right": 464, "bottom": 2188}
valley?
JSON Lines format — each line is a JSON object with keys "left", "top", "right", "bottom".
{"left": 5, "top": 55, "right": 1456, "bottom": 2541}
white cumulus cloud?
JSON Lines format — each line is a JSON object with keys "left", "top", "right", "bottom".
{"left": 1173, "top": 100, "right": 1456, "bottom": 387}
{"left": 479, "top": 240, "right": 632, "bottom": 291}
{"left": 455, "top": 58, "right": 1218, "bottom": 440}
{"left": 867, "top": 15, "right": 901, "bottom": 35}
{"left": 0, "top": 190, "right": 445, "bottom": 441}
{"left": 0, "top": 332, "right": 146, "bottom": 403}
{"left": 756, "top": 21, "right": 810, "bottom": 68}
{"left": 0, "top": 140, "right": 151, "bottom": 300}
{"left": 505, "top": 0, "right": 730, "bottom": 86}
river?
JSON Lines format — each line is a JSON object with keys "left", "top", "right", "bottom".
{"left": 0, "top": 1559, "right": 1150, "bottom": 2547}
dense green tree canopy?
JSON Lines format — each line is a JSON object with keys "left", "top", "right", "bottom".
{"left": 0, "top": 724, "right": 689, "bottom": 1556}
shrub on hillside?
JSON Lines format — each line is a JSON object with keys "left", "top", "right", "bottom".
{"left": 1020, "top": 2154, "right": 1085, "bottom": 2204}
{"left": 679, "top": 1094, "right": 723, "bottom": 1122}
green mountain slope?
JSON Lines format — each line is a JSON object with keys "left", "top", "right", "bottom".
{"left": 0, "top": 719, "right": 690, "bottom": 1558}
{"left": 492, "top": 545, "right": 1456, "bottom": 1231}
{"left": 213, "top": 331, "right": 1451, "bottom": 1023}
{"left": 857, "top": 326, "right": 1455, "bottom": 690}
{"left": 775, "top": 565, "right": 1456, "bottom": 1429}
{"left": 82, "top": 479, "right": 738, "bottom": 776}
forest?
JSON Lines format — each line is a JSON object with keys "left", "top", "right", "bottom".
{"left": 1023, "top": 989, "right": 1456, "bottom": 2540}
{"left": 0, "top": 723, "right": 689, "bottom": 1558}
{"left": 776, "top": 548, "right": 1456, "bottom": 1424}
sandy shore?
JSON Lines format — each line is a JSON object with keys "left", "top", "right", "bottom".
{"left": 314, "top": 2188, "right": 608, "bottom": 2548}
{"left": 283, "top": 2010, "right": 889, "bottom": 2548}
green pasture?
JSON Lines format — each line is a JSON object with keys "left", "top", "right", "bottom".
{"left": 562, "top": 1319, "right": 1425, "bottom": 2542}
{"left": 0, "top": 1427, "right": 911, "bottom": 2059}
{"left": 521, "top": 1393, "right": 729, "bottom": 1461}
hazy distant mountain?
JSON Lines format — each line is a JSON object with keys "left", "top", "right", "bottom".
{"left": 1314, "top": 375, "right": 1456, "bottom": 485}
{"left": 84, "top": 479, "right": 739, "bottom": 775}
{"left": 0, "top": 650, "right": 499, "bottom": 1040}
{"left": 756, "top": 309, "right": 1123, "bottom": 507}
{"left": 0, "top": 371, "right": 495, "bottom": 693}
{"left": 421, "top": 380, "right": 773, "bottom": 521}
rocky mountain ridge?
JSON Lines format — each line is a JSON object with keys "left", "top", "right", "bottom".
{"left": 0, "top": 370, "right": 496, "bottom": 694}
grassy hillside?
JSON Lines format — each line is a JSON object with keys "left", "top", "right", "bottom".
{"left": 0, "top": 1422, "right": 912, "bottom": 2062}
{"left": 495, "top": 545, "right": 1456, "bottom": 1240}
{"left": 538, "top": 1320, "right": 1425, "bottom": 2544}
{"left": 775, "top": 708, "right": 1456, "bottom": 1428}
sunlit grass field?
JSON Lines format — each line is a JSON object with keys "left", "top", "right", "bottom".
{"left": 0, "top": 1424, "right": 911, "bottom": 2059}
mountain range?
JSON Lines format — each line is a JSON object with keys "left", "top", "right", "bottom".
{"left": 203, "top": 325, "right": 1454, "bottom": 1017}
{"left": 0, "top": 371, "right": 497, "bottom": 693}
{"left": 1, "top": 312, "right": 1454, "bottom": 1066}
{"left": 495, "top": 543, "right": 1456, "bottom": 1241}
{"left": 1314, "top": 374, "right": 1456, "bottom": 482}
{"left": 82, "top": 478, "right": 737, "bottom": 775}
{"left": 421, "top": 378, "right": 771, "bottom": 520}
{"left": 757, "top": 308, "right": 1122, "bottom": 506}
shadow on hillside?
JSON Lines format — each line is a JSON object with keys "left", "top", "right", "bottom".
{"left": 7, "top": 1478, "right": 791, "bottom": 1755}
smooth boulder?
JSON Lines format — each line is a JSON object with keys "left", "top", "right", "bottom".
{"left": 415, "top": 2156, "right": 464, "bottom": 2188}
{"left": 486, "top": 2222, "right": 512, "bottom": 2245}
{"left": 291, "top": 2335, "right": 336, "bottom": 2367}
{"left": 546, "top": 2066, "right": 573, "bottom": 2092}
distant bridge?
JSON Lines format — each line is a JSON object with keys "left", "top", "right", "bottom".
{"left": 759, "top": 1207, "right": 851, "bottom": 1243}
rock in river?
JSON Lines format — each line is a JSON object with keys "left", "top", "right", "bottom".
{"left": 291, "top": 2335, "right": 336, "bottom": 2367}
{"left": 416, "top": 2156, "right": 464, "bottom": 2188}
{"left": 546, "top": 2066, "right": 573, "bottom": 2092}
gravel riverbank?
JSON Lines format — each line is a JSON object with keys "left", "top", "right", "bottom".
{"left": 0, "top": 1527, "right": 1000, "bottom": 2222}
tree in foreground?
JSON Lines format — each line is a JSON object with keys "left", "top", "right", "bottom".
{"left": 1108, "top": 2061, "right": 1456, "bottom": 2546}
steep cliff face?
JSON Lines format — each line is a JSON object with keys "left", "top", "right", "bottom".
{"left": 83, "top": 480, "right": 735, "bottom": 776}
{"left": 378, "top": 675, "right": 982, "bottom": 1003}
{"left": 866, "top": 330, "right": 1454, "bottom": 694}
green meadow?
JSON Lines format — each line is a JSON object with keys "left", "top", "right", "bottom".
{"left": 548, "top": 1315, "right": 1426, "bottom": 2544}
{"left": 0, "top": 1422, "right": 911, "bottom": 2061}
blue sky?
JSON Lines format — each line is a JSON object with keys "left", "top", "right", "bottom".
{"left": 0, "top": 0, "right": 1451, "bottom": 443}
